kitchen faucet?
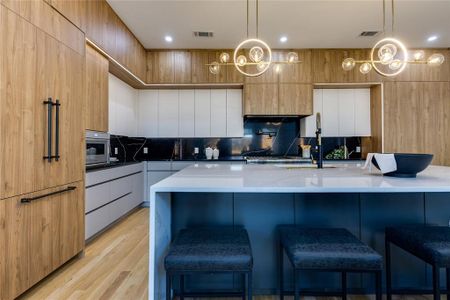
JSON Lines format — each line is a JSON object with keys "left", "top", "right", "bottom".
{"left": 315, "top": 112, "right": 323, "bottom": 169}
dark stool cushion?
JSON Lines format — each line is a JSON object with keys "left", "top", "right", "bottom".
{"left": 165, "top": 227, "right": 253, "bottom": 273}
{"left": 279, "top": 226, "right": 383, "bottom": 271}
{"left": 386, "top": 226, "right": 450, "bottom": 267}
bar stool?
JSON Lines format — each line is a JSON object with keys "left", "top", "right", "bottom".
{"left": 386, "top": 225, "right": 450, "bottom": 300}
{"left": 164, "top": 226, "right": 253, "bottom": 300}
{"left": 278, "top": 226, "right": 383, "bottom": 300}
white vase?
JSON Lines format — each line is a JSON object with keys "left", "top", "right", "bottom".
{"left": 205, "top": 147, "right": 213, "bottom": 160}
{"left": 213, "top": 148, "right": 220, "bottom": 160}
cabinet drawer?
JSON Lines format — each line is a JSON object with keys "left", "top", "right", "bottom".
{"left": 85, "top": 205, "right": 111, "bottom": 240}
{"left": 85, "top": 182, "right": 111, "bottom": 213}
{"left": 109, "top": 193, "right": 134, "bottom": 222}
{"left": 110, "top": 175, "right": 133, "bottom": 200}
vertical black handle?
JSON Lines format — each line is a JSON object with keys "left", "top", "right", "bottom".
{"left": 43, "top": 98, "right": 53, "bottom": 162}
{"left": 54, "top": 99, "right": 60, "bottom": 161}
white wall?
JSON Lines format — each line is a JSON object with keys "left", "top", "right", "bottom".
{"left": 108, "top": 73, "right": 138, "bottom": 136}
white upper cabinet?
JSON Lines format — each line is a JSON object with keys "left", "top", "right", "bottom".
{"left": 210, "top": 90, "right": 227, "bottom": 137}
{"left": 226, "top": 89, "right": 244, "bottom": 137}
{"left": 109, "top": 74, "right": 138, "bottom": 137}
{"left": 137, "top": 90, "right": 158, "bottom": 137}
{"left": 194, "top": 90, "right": 211, "bottom": 137}
{"left": 354, "top": 89, "right": 371, "bottom": 136}
{"left": 158, "top": 90, "right": 179, "bottom": 137}
{"left": 321, "top": 89, "right": 340, "bottom": 137}
{"left": 179, "top": 90, "right": 195, "bottom": 137}
{"left": 301, "top": 88, "right": 371, "bottom": 137}
{"left": 300, "top": 89, "right": 322, "bottom": 138}
{"left": 338, "top": 89, "right": 355, "bottom": 136}
{"left": 136, "top": 89, "right": 243, "bottom": 138}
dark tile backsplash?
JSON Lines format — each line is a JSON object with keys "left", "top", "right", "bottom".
{"left": 110, "top": 117, "right": 363, "bottom": 162}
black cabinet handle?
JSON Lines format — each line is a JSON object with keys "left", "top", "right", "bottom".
{"left": 54, "top": 99, "right": 60, "bottom": 161}
{"left": 43, "top": 98, "right": 53, "bottom": 162}
{"left": 21, "top": 186, "right": 76, "bottom": 203}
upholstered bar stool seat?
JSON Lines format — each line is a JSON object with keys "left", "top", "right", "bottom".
{"left": 385, "top": 225, "right": 450, "bottom": 300}
{"left": 278, "top": 226, "right": 383, "bottom": 300}
{"left": 164, "top": 227, "right": 253, "bottom": 300}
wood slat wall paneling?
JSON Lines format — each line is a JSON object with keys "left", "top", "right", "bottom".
{"left": 85, "top": 0, "right": 146, "bottom": 81}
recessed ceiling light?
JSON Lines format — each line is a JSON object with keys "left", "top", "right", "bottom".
{"left": 280, "top": 36, "right": 288, "bottom": 43}
{"left": 427, "top": 35, "right": 438, "bottom": 42}
{"left": 164, "top": 35, "right": 173, "bottom": 43}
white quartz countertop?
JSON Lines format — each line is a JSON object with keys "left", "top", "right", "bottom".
{"left": 150, "top": 162, "right": 450, "bottom": 193}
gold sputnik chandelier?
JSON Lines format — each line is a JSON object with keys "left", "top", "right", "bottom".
{"left": 208, "top": 0, "right": 301, "bottom": 77}
{"left": 342, "top": 0, "right": 445, "bottom": 77}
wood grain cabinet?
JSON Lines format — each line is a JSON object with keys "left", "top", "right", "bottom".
{"left": 0, "top": 181, "right": 84, "bottom": 300}
{"left": 86, "top": 44, "right": 109, "bottom": 132}
{"left": 0, "top": 6, "right": 85, "bottom": 298}
{"left": 244, "top": 83, "right": 313, "bottom": 116}
{"left": 244, "top": 83, "right": 279, "bottom": 115}
{"left": 45, "top": 0, "right": 87, "bottom": 32}
{"left": 383, "top": 81, "right": 450, "bottom": 165}
{"left": 279, "top": 83, "right": 313, "bottom": 115}
{"left": 1, "top": 6, "right": 83, "bottom": 199}
{"left": 148, "top": 51, "right": 192, "bottom": 84}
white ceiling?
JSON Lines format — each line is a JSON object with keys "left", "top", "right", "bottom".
{"left": 107, "top": 0, "right": 450, "bottom": 49}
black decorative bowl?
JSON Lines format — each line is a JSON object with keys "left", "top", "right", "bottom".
{"left": 371, "top": 153, "right": 433, "bottom": 178}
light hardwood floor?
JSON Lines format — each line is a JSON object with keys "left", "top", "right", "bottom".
{"left": 19, "top": 208, "right": 149, "bottom": 300}
{"left": 18, "top": 207, "right": 431, "bottom": 300}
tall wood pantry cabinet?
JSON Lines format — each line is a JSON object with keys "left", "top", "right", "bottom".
{"left": 0, "top": 3, "right": 85, "bottom": 299}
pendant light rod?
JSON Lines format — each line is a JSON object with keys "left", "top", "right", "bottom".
{"left": 391, "top": 0, "right": 395, "bottom": 34}
{"left": 246, "top": 0, "right": 249, "bottom": 38}
{"left": 382, "top": 0, "right": 386, "bottom": 34}
{"left": 256, "top": 0, "right": 259, "bottom": 38}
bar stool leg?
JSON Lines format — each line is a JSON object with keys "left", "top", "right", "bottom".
{"left": 341, "top": 271, "right": 347, "bottom": 300}
{"left": 179, "top": 275, "right": 184, "bottom": 300}
{"left": 247, "top": 272, "right": 253, "bottom": 300}
{"left": 294, "top": 269, "right": 300, "bottom": 300}
{"left": 446, "top": 268, "right": 450, "bottom": 299}
{"left": 242, "top": 273, "right": 246, "bottom": 300}
{"left": 166, "top": 273, "right": 172, "bottom": 300}
{"left": 279, "top": 240, "right": 284, "bottom": 300}
{"left": 433, "top": 265, "right": 441, "bottom": 300}
{"left": 375, "top": 271, "right": 382, "bottom": 300}
{"left": 385, "top": 238, "right": 392, "bottom": 300}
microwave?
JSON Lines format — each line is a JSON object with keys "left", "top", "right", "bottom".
{"left": 86, "top": 130, "right": 110, "bottom": 167}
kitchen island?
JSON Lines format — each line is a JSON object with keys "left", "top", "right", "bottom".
{"left": 149, "top": 163, "right": 450, "bottom": 300}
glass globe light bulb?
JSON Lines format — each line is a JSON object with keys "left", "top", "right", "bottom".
{"left": 359, "top": 62, "right": 372, "bottom": 74}
{"left": 378, "top": 43, "right": 397, "bottom": 65}
{"left": 388, "top": 59, "right": 403, "bottom": 70}
{"left": 219, "top": 52, "right": 230, "bottom": 63}
{"left": 287, "top": 52, "right": 299, "bottom": 63}
{"left": 427, "top": 53, "right": 445, "bottom": 66}
{"left": 413, "top": 50, "right": 425, "bottom": 61}
{"left": 236, "top": 55, "right": 247, "bottom": 67}
{"left": 209, "top": 61, "right": 220, "bottom": 74}
{"left": 342, "top": 58, "right": 356, "bottom": 71}
{"left": 256, "top": 61, "right": 268, "bottom": 71}
{"left": 249, "top": 46, "right": 264, "bottom": 63}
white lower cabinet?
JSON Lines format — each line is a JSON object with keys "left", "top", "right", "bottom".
{"left": 85, "top": 163, "right": 144, "bottom": 240}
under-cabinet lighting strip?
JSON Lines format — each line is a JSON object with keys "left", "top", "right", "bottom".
{"left": 85, "top": 38, "right": 243, "bottom": 89}
{"left": 86, "top": 37, "right": 148, "bottom": 86}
